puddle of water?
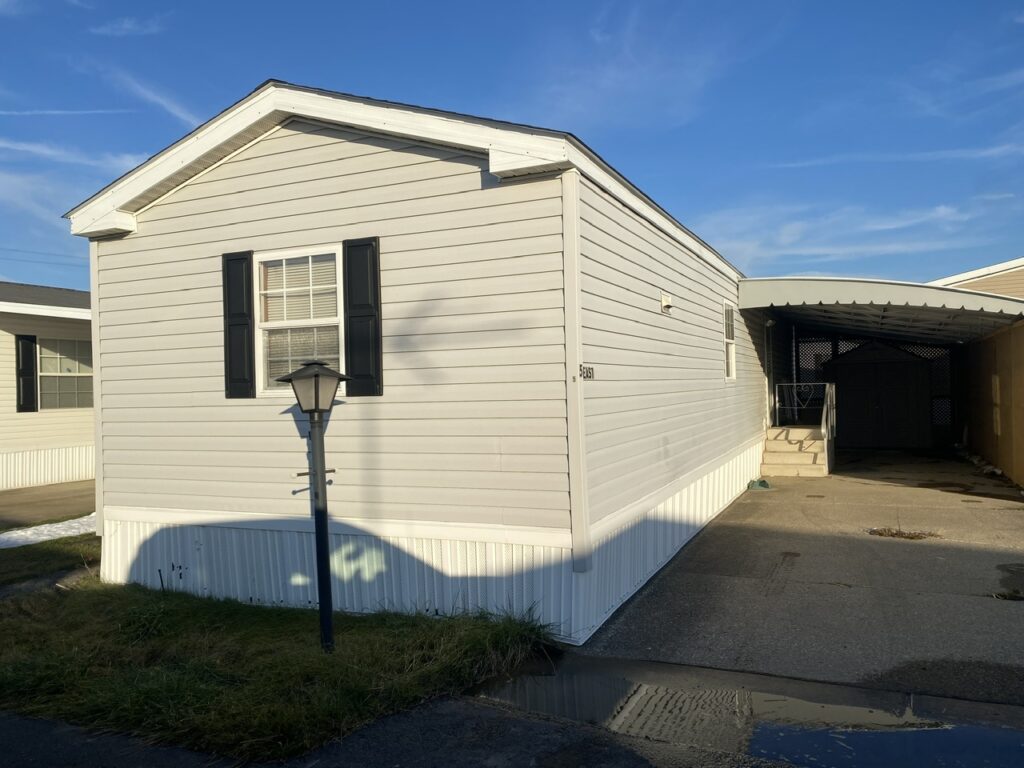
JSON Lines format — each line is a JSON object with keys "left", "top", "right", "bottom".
{"left": 479, "top": 655, "right": 1024, "bottom": 767}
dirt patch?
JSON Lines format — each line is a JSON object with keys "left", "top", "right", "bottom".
{"left": 868, "top": 527, "right": 940, "bottom": 540}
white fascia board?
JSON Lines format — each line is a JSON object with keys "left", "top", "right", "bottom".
{"left": 739, "top": 277, "right": 1024, "bottom": 316}
{"left": 928, "top": 256, "right": 1024, "bottom": 287}
{"left": 0, "top": 301, "right": 92, "bottom": 321}
{"left": 68, "top": 84, "right": 570, "bottom": 238}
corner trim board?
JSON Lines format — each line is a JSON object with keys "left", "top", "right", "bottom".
{"left": 561, "top": 169, "right": 592, "bottom": 573}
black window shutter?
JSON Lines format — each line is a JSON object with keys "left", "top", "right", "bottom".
{"left": 222, "top": 251, "right": 256, "bottom": 398}
{"left": 343, "top": 237, "right": 383, "bottom": 396}
{"left": 15, "top": 334, "right": 38, "bottom": 412}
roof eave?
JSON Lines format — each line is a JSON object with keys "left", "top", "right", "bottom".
{"left": 0, "top": 301, "right": 92, "bottom": 321}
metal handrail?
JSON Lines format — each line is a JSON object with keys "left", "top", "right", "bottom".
{"left": 821, "top": 383, "right": 836, "bottom": 473}
{"left": 821, "top": 383, "right": 836, "bottom": 440}
{"left": 774, "top": 382, "right": 829, "bottom": 427}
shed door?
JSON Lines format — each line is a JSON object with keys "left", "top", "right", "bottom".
{"left": 826, "top": 347, "right": 932, "bottom": 449}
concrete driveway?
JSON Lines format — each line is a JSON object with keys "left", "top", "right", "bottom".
{"left": 583, "top": 452, "right": 1024, "bottom": 705}
{"left": 0, "top": 481, "right": 94, "bottom": 531}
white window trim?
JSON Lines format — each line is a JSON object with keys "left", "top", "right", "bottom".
{"left": 724, "top": 300, "right": 737, "bottom": 382}
{"left": 38, "top": 338, "right": 94, "bottom": 410}
{"left": 252, "top": 243, "right": 346, "bottom": 399}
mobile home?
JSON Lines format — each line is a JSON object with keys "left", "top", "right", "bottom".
{"left": 67, "top": 81, "right": 1024, "bottom": 642}
{"left": 0, "top": 281, "right": 94, "bottom": 490}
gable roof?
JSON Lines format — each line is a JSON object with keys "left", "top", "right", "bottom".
{"left": 0, "top": 281, "right": 91, "bottom": 320}
{"left": 64, "top": 79, "right": 740, "bottom": 281}
{"left": 929, "top": 256, "right": 1024, "bottom": 287}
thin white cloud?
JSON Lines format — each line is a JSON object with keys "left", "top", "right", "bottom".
{"left": 860, "top": 205, "right": 971, "bottom": 233}
{"left": 1015, "top": 12, "right": 1024, "bottom": 23}
{"left": 0, "top": 0, "right": 26, "bottom": 15}
{"left": 0, "top": 108, "right": 132, "bottom": 116}
{"left": 690, "top": 198, "right": 1002, "bottom": 274}
{"left": 0, "top": 171, "right": 72, "bottom": 229}
{"left": 66, "top": 0, "right": 94, "bottom": 8}
{"left": 772, "top": 143, "right": 1024, "bottom": 169}
{"left": 0, "top": 137, "right": 145, "bottom": 172}
{"left": 513, "top": 2, "right": 771, "bottom": 132}
{"left": 95, "top": 64, "right": 199, "bottom": 127}
{"left": 896, "top": 62, "right": 1024, "bottom": 123}
{"left": 89, "top": 15, "right": 166, "bottom": 36}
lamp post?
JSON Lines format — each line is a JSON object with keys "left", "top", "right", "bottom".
{"left": 277, "top": 360, "right": 350, "bottom": 652}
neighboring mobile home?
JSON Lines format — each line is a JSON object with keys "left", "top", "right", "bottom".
{"left": 0, "top": 281, "right": 94, "bottom": 490}
{"left": 67, "top": 81, "right": 1024, "bottom": 643}
{"left": 930, "top": 256, "right": 1024, "bottom": 299}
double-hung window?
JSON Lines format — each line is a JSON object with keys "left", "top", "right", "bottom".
{"left": 39, "top": 338, "right": 93, "bottom": 408}
{"left": 255, "top": 248, "right": 342, "bottom": 392}
{"left": 723, "top": 303, "right": 737, "bottom": 380}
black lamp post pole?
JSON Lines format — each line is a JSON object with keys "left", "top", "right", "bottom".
{"left": 308, "top": 410, "right": 334, "bottom": 652}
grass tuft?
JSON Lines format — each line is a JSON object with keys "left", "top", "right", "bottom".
{"left": 0, "top": 576, "right": 550, "bottom": 759}
{"left": 0, "top": 534, "right": 101, "bottom": 587}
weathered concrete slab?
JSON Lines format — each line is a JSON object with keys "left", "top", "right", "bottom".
{"left": 0, "top": 481, "right": 94, "bottom": 532}
{"left": 583, "top": 452, "right": 1024, "bottom": 705}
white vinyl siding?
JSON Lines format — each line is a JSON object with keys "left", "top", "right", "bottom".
{"left": 0, "top": 313, "right": 94, "bottom": 452}
{"left": 577, "top": 177, "right": 766, "bottom": 524}
{"left": 94, "top": 120, "right": 568, "bottom": 530}
{"left": 953, "top": 268, "right": 1024, "bottom": 300}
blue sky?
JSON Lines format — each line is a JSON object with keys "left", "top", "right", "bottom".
{"left": 1, "top": 0, "right": 1023, "bottom": 290}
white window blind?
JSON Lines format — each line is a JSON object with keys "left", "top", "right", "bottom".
{"left": 258, "top": 253, "right": 340, "bottom": 388}
{"left": 724, "top": 304, "right": 736, "bottom": 380}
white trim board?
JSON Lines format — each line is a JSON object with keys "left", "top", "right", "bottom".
{"left": 102, "top": 506, "right": 574, "bottom": 548}
{"left": 65, "top": 81, "right": 740, "bottom": 283}
{"left": 0, "top": 302, "right": 91, "bottom": 321}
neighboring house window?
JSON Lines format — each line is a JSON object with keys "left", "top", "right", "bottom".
{"left": 38, "top": 339, "right": 93, "bottom": 408}
{"left": 255, "top": 249, "right": 342, "bottom": 391}
{"left": 724, "top": 303, "right": 736, "bottom": 380}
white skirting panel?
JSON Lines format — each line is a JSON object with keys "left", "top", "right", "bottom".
{"left": 100, "top": 438, "right": 761, "bottom": 645}
{"left": 568, "top": 436, "right": 764, "bottom": 645}
{"left": 0, "top": 444, "right": 94, "bottom": 491}
{"left": 101, "top": 517, "right": 578, "bottom": 639}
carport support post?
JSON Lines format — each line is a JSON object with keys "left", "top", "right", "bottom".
{"left": 309, "top": 411, "right": 335, "bottom": 653}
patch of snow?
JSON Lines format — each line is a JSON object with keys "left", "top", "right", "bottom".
{"left": 0, "top": 513, "right": 97, "bottom": 549}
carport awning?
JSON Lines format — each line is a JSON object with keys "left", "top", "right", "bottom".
{"left": 739, "top": 277, "right": 1024, "bottom": 344}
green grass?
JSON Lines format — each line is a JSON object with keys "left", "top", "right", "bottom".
{"left": 0, "top": 534, "right": 101, "bottom": 586}
{"left": 0, "top": 577, "right": 550, "bottom": 759}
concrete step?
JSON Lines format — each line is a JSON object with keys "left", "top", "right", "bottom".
{"left": 760, "top": 462, "right": 829, "bottom": 477}
{"left": 767, "top": 426, "right": 823, "bottom": 441}
{"left": 764, "top": 439, "right": 825, "bottom": 454}
{"left": 761, "top": 450, "right": 824, "bottom": 465}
